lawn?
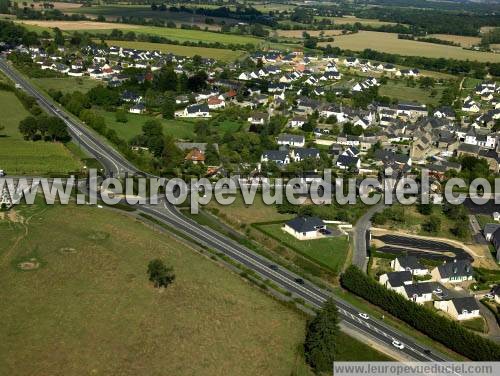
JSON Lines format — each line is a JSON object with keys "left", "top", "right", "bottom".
{"left": 97, "top": 109, "right": 196, "bottom": 140}
{"left": 32, "top": 76, "right": 100, "bottom": 94}
{"left": 103, "top": 39, "right": 246, "bottom": 61}
{"left": 319, "top": 31, "right": 500, "bottom": 63}
{"left": 460, "top": 317, "right": 487, "bottom": 333}
{"left": 379, "top": 80, "right": 444, "bottom": 105}
{"left": 256, "top": 223, "right": 349, "bottom": 274}
{"left": 0, "top": 90, "right": 82, "bottom": 175}
{"left": 0, "top": 200, "right": 390, "bottom": 374}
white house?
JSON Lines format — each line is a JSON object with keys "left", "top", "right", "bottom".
{"left": 430, "top": 259, "right": 474, "bottom": 284}
{"left": 434, "top": 297, "right": 481, "bottom": 321}
{"left": 129, "top": 103, "right": 146, "bottom": 114}
{"left": 283, "top": 216, "right": 326, "bottom": 240}
{"left": 277, "top": 134, "right": 305, "bottom": 148}
{"left": 379, "top": 271, "right": 413, "bottom": 294}
{"left": 176, "top": 104, "right": 211, "bottom": 118}
{"left": 401, "top": 283, "right": 434, "bottom": 305}
{"left": 391, "top": 256, "right": 428, "bottom": 276}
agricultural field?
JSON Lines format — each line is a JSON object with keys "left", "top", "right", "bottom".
{"left": 17, "top": 19, "right": 144, "bottom": 31}
{"left": 275, "top": 29, "right": 345, "bottom": 38}
{"left": 314, "top": 16, "right": 400, "bottom": 27}
{"left": 31, "top": 76, "right": 100, "bottom": 94}
{"left": 11, "top": 1, "right": 82, "bottom": 10}
{"left": 256, "top": 223, "right": 350, "bottom": 274}
{"left": 379, "top": 80, "right": 445, "bottom": 105}
{"left": 103, "top": 39, "right": 247, "bottom": 61}
{"left": 428, "top": 34, "right": 481, "bottom": 48}
{"left": 0, "top": 90, "right": 81, "bottom": 175}
{"left": 67, "top": 5, "right": 236, "bottom": 28}
{"left": 319, "top": 31, "right": 500, "bottom": 63}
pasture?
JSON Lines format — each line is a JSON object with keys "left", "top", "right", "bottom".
{"left": 17, "top": 19, "right": 144, "bottom": 31}
{"left": 32, "top": 76, "right": 100, "bottom": 94}
{"left": 428, "top": 34, "right": 481, "bottom": 48}
{"left": 275, "top": 29, "right": 345, "bottom": 38}
{"left": 314, "top": 16, "right": 400, "bottom": 27}
{"left": 320, "top": 31, "right": 500, "bottom": 63}
{"left": 68, "top": 5, "right": 236, "bottom": 28}
{"left": 379, "top": 80, "right": 444, "bottom": 105}
{"left": 99, "top": 109, "right": 197, "bottom": 141}
{"left": 0, "top": 90, "right": 81, "bottom": 175}
{"left": 103, "top": 39, "right": 246, "bottom": 61}
{"left": 0, "top": 202, "right": 311, "bottom": 376}
{"left": 0, "top": 201, "right": 390, "bottom": 374}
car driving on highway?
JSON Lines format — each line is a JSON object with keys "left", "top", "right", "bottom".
{"left": 392, "top": 340, "right": 405, "bottom": 350}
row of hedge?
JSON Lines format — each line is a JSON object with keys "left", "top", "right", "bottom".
{"left": 340, "top": 265, "right": 500, "bottom": 360}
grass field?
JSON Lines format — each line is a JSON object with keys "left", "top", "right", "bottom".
{"left": 207, "top": 192, "right": 294, "bottom": 225}
{"left": 379, "top": 80, "right": 444, "bottom": 105}
{"left": 32, "top": 76, "right": 100, "bottom": 94}
{"left": 428, "top": 34, "right": 481, "bottom": 48}
{"left": 320, "top": 31, "right": 500, "bottom": 63}
{"left": 68, "top": 4, "right": 233, "bottom": 26}
{"left": 0, "top": 201, "right": 390, "bottom": 374}
{"left": 103, "top": 39, "right": 246, "bottom": 61}
{"left": 0, "top": 201, "right": 311, "bottom": 376}
{"left": 17, "top": 19, "right": 145, "bottom": 31}
{"left": 257, "top": 223, "right": 349, "bottom": 274}
{"left": 97, "top": 109, "right": 196, "bottom": 140}
{"left": 314, "top": 16, "right": 399, "bottom": 27}
{"left": 0, "top": 90, "right": 81, "bottom": 175}
{"left": 275, "top": 29, "right": 345, "bottom": 38}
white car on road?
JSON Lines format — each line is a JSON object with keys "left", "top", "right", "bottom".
{"left": 392, "top": 340, "right": 405, "bottom": 350}
{"left": 358, "top": 313, "right": 370, "bottom": 320}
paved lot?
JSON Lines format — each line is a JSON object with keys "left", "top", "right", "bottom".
{"left": 374, "top": 234, "right": 474, "bottom": 261}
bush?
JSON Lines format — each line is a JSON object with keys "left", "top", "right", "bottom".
{"left": 340, "top": 265, "right": 500, "bottom": 360}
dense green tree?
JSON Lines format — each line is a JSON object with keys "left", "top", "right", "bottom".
{"left": 304, "top": 299, "right": 340, "bottom": 373}
{"left": 147, "top": 259, "right": 175, "bottom": 288}
{"left": 18, "top": 116, "right": 38, "bottom": 140}
{"left": 161, "top": 94, "right": 176, "bottom": 119}
{"left": 156, "top": 66, "right": 178, "bottom": 92}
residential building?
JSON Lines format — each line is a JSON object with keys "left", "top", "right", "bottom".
{"left": 283, "top": 216, "right": 326, "bottom": 240}
{"left": 430, "top": 259, "right": 474, "bottom": 284}
{"left": 434, "top": 297, "right": 481, "bottom": 321}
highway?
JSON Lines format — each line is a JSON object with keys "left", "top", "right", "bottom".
{"left": 0, "top": 57, "right": 451, "bottom": 362}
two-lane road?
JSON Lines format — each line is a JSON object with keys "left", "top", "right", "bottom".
{"left": 0, "top": 57, "right": 450, "bottom": 361}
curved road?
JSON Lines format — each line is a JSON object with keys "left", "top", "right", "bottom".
{"left": 0, "top": 57, "right": 450, "bottom": 362}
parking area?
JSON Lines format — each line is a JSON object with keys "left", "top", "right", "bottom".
{"left": 373, "top": 234, "right": 474, "bottom": 262}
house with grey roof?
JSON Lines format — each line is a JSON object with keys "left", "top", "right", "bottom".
{"left": 379, "top": 271, "right": 413, "bottom": 294}
{"left": 260, "top": 150, "right": 290, "bottom": 165}
{"left": 430, "top": 259, "right": 474, "bottom": 284}
{"left": 283, "top": 216, "right": 326, "bottom": 240}
{"left": 434, "top": 297, "right": 481, "bottom": 321}
{"left": 391, "top": 255, "right": 428, "bottom": 276}
{"left": 277, "top": 134, "right": 305, "bottom": 148}
{"left": 402, "top": 283, "right": 434, "bottom": 304}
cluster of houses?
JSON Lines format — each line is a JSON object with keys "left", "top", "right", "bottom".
{"left": 380, "top": 256, "right": 481, "bottom": 321}
{"left": 10, "top": 43, "right": 500, "bottom": 180}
